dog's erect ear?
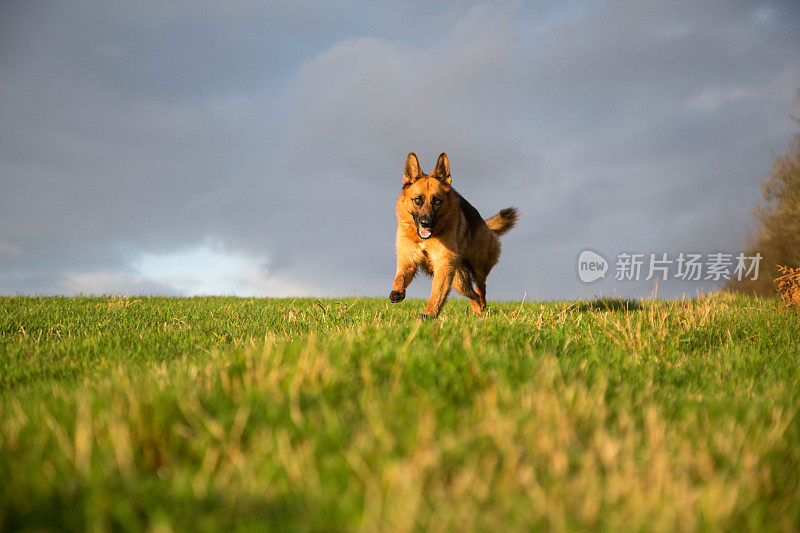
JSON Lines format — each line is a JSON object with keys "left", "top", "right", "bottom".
{"left": 403, "top": 152, "right": 423, "bottom": 186}
{"left": 432, "top": 152, "right": 451, "bottom": 185}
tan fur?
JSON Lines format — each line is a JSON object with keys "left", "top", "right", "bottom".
{"left": 389, "top": 152, "right": 518, "bottom": 318}
{"left": 485, "top": 208, "right": 519, "bottom": 236}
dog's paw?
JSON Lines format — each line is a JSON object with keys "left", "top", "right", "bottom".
{"left": 389, "top": 290, "right": 405, "bottom": 303}
{"left": 418, "top": 313, "right": 432, "bottom": 320}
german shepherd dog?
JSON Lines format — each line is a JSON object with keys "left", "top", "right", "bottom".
{"left": 389, "top": 152, "right": 518, "bottom": 318}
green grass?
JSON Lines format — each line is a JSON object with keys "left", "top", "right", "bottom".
{"left": 1, "top": 294, "right": 798, "bottom": 531}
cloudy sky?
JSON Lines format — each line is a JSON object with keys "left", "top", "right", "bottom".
{"left": 1, "top": 0, "right": 799, "bottom": 301}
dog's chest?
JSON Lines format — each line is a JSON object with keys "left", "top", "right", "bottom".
{"left": 414, "top": 241, "right": 432, "bottom": 271}
{"left": 416, "top": 240, "right": 435, "bottom": 260}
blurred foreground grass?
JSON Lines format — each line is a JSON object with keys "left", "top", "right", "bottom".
{"left": 1, "top": 294, "right": 798, "bottom": 531}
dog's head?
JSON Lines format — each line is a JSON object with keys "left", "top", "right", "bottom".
{"left": 400, "top": 152, "right": 453, "bottom": 240}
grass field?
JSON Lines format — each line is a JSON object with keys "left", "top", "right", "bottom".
{"left": 1, "top": 294, "right": 798, "bottom": 531}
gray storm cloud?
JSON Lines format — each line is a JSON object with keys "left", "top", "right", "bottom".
{"left": 1, "top": 0, "right": 799, "bottom": 299}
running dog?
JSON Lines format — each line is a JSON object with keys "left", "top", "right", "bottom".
{"left": 389, "top": 152, "right": 518, "bottom": 318}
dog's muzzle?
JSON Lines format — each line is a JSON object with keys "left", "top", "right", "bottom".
{"left": 417, "top": 215, "right": 433, "bottom": 239}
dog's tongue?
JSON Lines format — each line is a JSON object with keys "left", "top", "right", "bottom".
{"left": 419, "top": 227, "right": 432, "bottom": 239}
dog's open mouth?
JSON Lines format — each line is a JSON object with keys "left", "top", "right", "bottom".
{"left": 417, "top": 226, "right": 432, "bottom": 239}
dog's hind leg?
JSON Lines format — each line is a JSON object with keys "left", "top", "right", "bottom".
{"left": 452, "top": 268, "right": 483, "bottom": 314}
{"left": 474, "top": 275, "right": 487, "bottom": 312}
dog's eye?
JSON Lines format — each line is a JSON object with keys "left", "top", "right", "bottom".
{"left": 413, "top": 196, "right": 423, "bottom": 206}
{"left": 432, "top": 196, "right": 441, "bottom": 206}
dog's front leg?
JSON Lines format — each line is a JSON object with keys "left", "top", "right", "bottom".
{"left": 423, "top": 266, "right": 456, "bottom": 318}
{"left": 390, "top": 258, "right": 417, "bottom": 303}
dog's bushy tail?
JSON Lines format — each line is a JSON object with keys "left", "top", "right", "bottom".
{"left": 485, "top": 207, "right": 519, "bottom": 236}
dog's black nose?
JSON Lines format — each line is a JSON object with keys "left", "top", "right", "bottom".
{"left": 418, "top": 216, "right": 432, "bottom": 228}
